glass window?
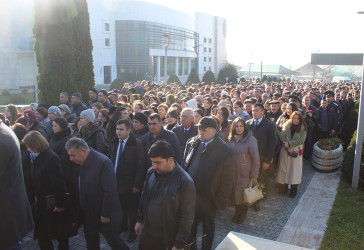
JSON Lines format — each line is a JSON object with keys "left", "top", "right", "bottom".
{"left": 104, "top": 23, "right": 110, "bottom": 32}
{"left": 204, "top": 37, "right": 207, "bottom": 43}
{"left": 209, "top": 66, "right": 211, "bottom": 71}
{"left": 209, "top": 38, "right": 212, "bottom": 43}
{"left": 209, "top": 57, "right": 211, "bottom": 62}
{"left": 209, "top": 48, "right": 212, "bottom": 53}
{"left": 204, "top": 66, "right": 206, "bottom": 72}
{"left": 105, "top": 38, "right": 110, "bottom": 47}
{"left": 204, "top": 57, "right": 206, "bottom": 62}
{"left": 104, "top": 66, "right": 112, "bottom": 84}
{"left": 204, "top": 47, "right": 207, "bottom": 52}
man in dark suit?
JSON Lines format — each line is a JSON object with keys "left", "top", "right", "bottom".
{"left": 247, "top": 103, "right": 276, "bottom": 203}
{"left": 109, "top": 119, "right": 147, "bottom": 242}
{"left": 184, "top": 117, "right": 234, "bottom": 250}
{"left": 66, "top": 138, "right": 129, "bottom": 250}
{"left": 172, "top": 108, "right": 198, "bottom": 155}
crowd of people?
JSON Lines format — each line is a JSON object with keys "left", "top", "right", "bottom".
{"left": 1, "top": 78, "right": 360, "bottom": 250}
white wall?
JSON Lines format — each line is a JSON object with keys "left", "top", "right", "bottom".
{"left": 195, "top": 12, "right": 226, "bottom": 80}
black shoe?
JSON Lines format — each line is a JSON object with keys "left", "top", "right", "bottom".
{"left": 252, "top": 202, "right": 260, "bottom": 211}
{"left": 235, "top": 207, "right": 247, "bottom": 224}
{"left": 127, "top": 232, "right": 137, "bottom": 242}
{"left": 290, "top": 185, "right": 298, "bottom": 198}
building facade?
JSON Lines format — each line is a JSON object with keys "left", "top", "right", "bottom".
{"left": 88, "top": 0, "right": 227, "bottom": 87}
{"left": 1, "top": 0, "right": 227, "bottom": 94}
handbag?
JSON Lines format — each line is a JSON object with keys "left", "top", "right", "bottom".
{"left": 242, "top": 181, "right": 264, "bottom": 206}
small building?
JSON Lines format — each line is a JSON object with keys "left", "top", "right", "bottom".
{"left": 239, "top": 64, "right": 296, "bottom": 80}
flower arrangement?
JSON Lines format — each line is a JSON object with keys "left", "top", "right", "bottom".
{"left": 317, "top": 137, "right": 343, "bottom": 151}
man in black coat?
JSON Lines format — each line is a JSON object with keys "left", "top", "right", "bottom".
{"left": 172, "top": 108, "right": 198, "bottom": 155}
{"left": 135, "top": 141, "right": 196, "bottom": 250}
{"left": 70, "top": 92, "right": 87, "bottom": 117}
{"left": 142, "top": 113, "right": 183, "bottom": 165}
{"left": 66, "top": 138, "right": 129, "bottom": 250}
{"left": 98, "top": 89, "right": 113, "bottom": 111}
{"left": 184, "top": 117, "right": 234, "bottom": 250}
{"left": 247, "top": 103, "right": 276, "bottom": 200}
{"left": 0, "top": 121, "right": 34, "bottom": 250}
{"left": 109, "top": 119, "right": 147, "bottom": 242}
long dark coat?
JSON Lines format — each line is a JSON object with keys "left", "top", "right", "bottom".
{"left": 31, "top": 148, "right": 73, "bottom": 239}
{"left": 246, "top": 117, "right": 276, "bottom": 166}
{"left": 109, "top": 133, "right": 147, "bottom": 194}
{"left": 0, "top": 122, "right": 34, "bottom": 249}
{"left": 79, "top": 149, "right": 122, "bottom": 234}
{"left": 184, "top": 134, "right": 234, "bottom": 214}
{"left": 49, "top": 128, "right": 80, "bottom": 224}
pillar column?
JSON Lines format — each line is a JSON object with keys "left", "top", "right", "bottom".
{"left": 188, "top": 58, "right": 191, "bottom": 75}
{"left": 175, "top": 57, "right": 179, "bottom": 75}
{"left": 157, "top": 56, "right": 161, "bottom": 81}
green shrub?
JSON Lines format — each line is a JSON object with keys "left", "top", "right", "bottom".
{"left": 186, "top": 68, "right": 200, "bottom": 84}
{"left": 10, "top": 94, "right": 26, "bottom": 104}
{"left": 341, "top": 101, "right": 359, "bottom": 149}
{"left": 341, "top": 130, "right": 364, "bottom": 190}
{"left": 1, "top": 90, "right": 10, "bottom": 96}
{"left": 110, "top": 77, "right": 125, "bottom": 90}
{"left": 317, "top": 137, "right": 342, "bottom": 150}
{"left": 201, "top": 70, "right": 216, "bottom": 85}
{"left": 167, "top": 73, "right": 181, "bottom": 85}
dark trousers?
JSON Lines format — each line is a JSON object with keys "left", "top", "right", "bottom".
{"left": 38, "top": 234, "right": 68, "bottom": 250}
{"left": 119, "top": 192, "right": 139, "bottom": 234}
{"left": 258, "top": 167, "right": 270, "bottom": 194}
{"left": 187, "top": 210, "right": 216, "bottom": 250}
{"left": 84, "top": 227, "right": 129, "bottom": 250}
{"left": 319, "top": 130, "right": 331, "bottom": 139}
{"left": 4, "top": 242, "right": 22, "bottom": 250}
{"left": 304, "top": 127, "right": 314, "bottom": 159}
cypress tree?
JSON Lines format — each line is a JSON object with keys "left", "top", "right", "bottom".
{"left": 167, "top": 73, "right": 182, "bottom": 85}
{"left": 72, "top": 0, "right": 95, "bottom": 102}
{"left": 186, "top": 68, "right": 200, "bottom": 84}
{"left": 201, "top": 70, "right": 216, "bottom": 85}
{"left": 34, "top": 0, "right": 77, "bottom": 104}
{"left": 216, "top": 69, "right": 226, "bottom": 84}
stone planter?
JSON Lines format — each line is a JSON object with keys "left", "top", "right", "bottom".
{"left": 311, "top": 142, "right": 343, "bottom": 172}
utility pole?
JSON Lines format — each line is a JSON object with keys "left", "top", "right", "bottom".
{"left": 260, "top": 61, "right": 263, "bottom": 81}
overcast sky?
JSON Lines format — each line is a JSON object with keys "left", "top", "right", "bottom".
{"left": 143, "top": 0, "right": 364, "bottom": 69}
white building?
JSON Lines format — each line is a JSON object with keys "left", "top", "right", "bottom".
{"left": 88, "top": 0, "right": 227, "bottom": 88}
{"left": 0, "top": 0, "right": 227, "bottom": 93}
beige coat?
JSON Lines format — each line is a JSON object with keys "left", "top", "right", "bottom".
{"left": 276, "top": 121, "right": 307, "bottom": 185}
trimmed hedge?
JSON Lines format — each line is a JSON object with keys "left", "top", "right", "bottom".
{"left": 341, "top": 101, "right": 359, "bottom": 149}
{"left": 110, "top": 78, "right": 125, "bottom": 90}
{"left": 341, "top": 130, "right": 364, "bottom": 190}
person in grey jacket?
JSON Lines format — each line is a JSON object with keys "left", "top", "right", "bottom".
{"left": 66, "top": 138, "right": 129, "bottom": 250}
{"left": 228, "top": 117, "right": 260, "bottom": 224}
{"left": 0, "top": 121, "right": 34, "bottom": 249}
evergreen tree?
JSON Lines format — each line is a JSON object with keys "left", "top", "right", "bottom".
{"left": 34, "top": 0, "right": 77, "bottom": 104}
{"left": 186, "top": 68, "right": 200, "bottom": 84}
{"left": 72, "top": 0, "right": 95, "bottom": 103}
{"left": 222, "top": 62, "right": 239, "bottom": 83}
{"left": 202, "top": 70, "right": 216, "bottom": 85}
{"left": 228, "top": 75, "right": 238, "bottom": 83}
{"left": 167, "top": 73, "right": 182, "bottom": 85}
{"left": 216, "top": 69, "right": 226, "bottom": 84}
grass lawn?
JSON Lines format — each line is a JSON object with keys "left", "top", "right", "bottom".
{"left": 0, "top": 93, "right": 35, "bottom": 105}
{"left": 320, "top": 180, "right": 364, "bottom": 250}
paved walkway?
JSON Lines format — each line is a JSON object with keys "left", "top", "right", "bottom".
{"left": 276, "top": 170, "right": 341, "bottom": 249}
{"left": 22, "top": 159, "right": 331, "bottom": 250}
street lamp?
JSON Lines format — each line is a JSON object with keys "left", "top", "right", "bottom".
{"left": 352, "top": 11, "right": 364, "bottom": 189}
{"left": 162, "top": 34, "right": 172, "bottom": 81}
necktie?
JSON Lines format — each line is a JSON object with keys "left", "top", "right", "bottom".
{"left": 202, "top": 143, "right": 207, "bottom": 151}
{"left": 254, "top": 121, "right": 258, "bottom": 128}
{"left": 115, "top": 140, "right": 124, "bottom": 173}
